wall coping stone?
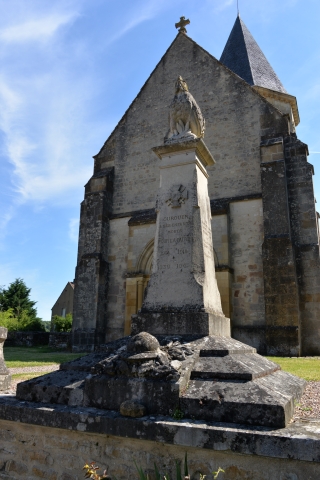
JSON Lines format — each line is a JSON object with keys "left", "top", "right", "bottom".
{"left": 0, "top": 396, "right": 319, "bottom": 464}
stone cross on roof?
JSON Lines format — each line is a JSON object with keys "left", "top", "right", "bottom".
{"left": 175, "top": 16, "right": 190, "bottom": 34}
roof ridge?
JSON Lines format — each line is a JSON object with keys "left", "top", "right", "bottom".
{"left": 238, "top": 17, "right": 255, "bottom": 85}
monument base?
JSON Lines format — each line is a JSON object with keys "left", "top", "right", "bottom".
{"left": 131, "top": 311, "right": 231, "bottom": 337}
{"left": 17, "top": 334, "right": 305, "bottom": 429}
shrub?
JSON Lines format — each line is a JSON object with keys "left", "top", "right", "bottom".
{"left": 52, "top": 313, "right": 73, "bottom": 332}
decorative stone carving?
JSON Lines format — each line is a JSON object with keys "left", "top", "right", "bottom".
{"left": 165, "top": 76, "right": 205, "bottom": 144}
{"left": 166, "top": 184, "right": 188, "bottom": 208}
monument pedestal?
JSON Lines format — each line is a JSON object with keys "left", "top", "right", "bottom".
{"left": 133, "top": 138, "right": 230, "bottom": 337}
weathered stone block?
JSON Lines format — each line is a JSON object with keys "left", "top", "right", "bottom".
{"left": 131, "top": 311, "right": 230, "bottom": 337}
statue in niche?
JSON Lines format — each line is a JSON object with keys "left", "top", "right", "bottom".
{"left": 165, "top": 76, "right": 205, "bottom": 144}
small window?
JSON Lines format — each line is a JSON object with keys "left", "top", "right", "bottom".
{"left": 61, "top": 308, "right": 66, "bottom": 318}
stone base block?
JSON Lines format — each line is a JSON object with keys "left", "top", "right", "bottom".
{"left": 131, "top": 311, "right": 230, "bottom": 337}
{"left": 85, "top": 376, "right": 180, "bottom": 416}
{"left": 0, "top": 374, "right": 11, "bottom": 391}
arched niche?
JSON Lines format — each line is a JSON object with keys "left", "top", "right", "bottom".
{"left": 124, "top": 240, "right": 154, "bottom": 335}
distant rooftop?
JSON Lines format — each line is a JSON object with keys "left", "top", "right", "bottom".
{"left": 220, "top": 16, "right": 286, "bottom": 94}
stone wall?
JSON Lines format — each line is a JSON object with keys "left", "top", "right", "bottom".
{"left": 6, "top": 331, "right": 49, "bottom": 347}
{"left": 0, "top": 412, "right": 319, "bottom": 480}
{"left": 49, "top": 333, "right": 71, "bottom": 350}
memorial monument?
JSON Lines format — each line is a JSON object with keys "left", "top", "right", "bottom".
{"left": 132, "top": 75, "right": 230, "bottom": 338}
{"left": 16, "top": 78, "right": 306, "bottom": 429}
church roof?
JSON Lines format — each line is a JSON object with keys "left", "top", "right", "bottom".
{"left": 220, "top": 16, "right": 286, "bottom": 94}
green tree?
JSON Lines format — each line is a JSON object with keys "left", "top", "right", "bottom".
{"left": 0, "top": 278, "right": 44, "bottom": 331}
{"left": 0, "top": 278, "right": 37, "bottom": 320}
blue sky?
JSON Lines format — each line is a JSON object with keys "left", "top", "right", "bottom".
{"left": 0, "top": 0, "right": 319, "bottom": 320}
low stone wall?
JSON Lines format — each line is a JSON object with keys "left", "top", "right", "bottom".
{"left": 6, "top": 331, "right": 49, "bottom": 347}
{"left": 49, "top": 332, "right": 71, "bottom": 350}
{"left": 0, "top": 397, "right": 319, "bottom": 480}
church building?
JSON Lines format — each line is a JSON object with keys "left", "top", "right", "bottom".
{"left": 71, "top": 16, "right": 320, "bottom": 355}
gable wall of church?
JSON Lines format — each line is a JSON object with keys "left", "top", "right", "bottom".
{"left": 74, "top": 34, "right": 293, "bottom": 346}
{"left": 97, "top": 34, "right": 286, "bottom": 212}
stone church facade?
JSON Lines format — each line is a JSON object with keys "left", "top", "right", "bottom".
{"left": 72, "top": 16, "right": 320, "bottom": 355}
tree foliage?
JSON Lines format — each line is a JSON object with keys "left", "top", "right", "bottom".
{"left": 0, "top": 278, "right": 37, "bottom": 320}
{"left": 0, "top": 278, "right": 44, "bottom": 331}
{"left": 52, "top": 313, "right": 73, "bottom": 332}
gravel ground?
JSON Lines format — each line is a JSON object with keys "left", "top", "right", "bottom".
{"left": 292, "top": 381, "right": 320, "bottom": 421}
{"left": 2, "top": 366, "right": 320, "bottom": 422}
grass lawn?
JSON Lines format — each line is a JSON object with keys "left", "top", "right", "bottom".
{"left": 4, "top": 345, "right": 86, "bottom": 368}
{"left": 266, "top": 356, "right": 320, "bottom": 381}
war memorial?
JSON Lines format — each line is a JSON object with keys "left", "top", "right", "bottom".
{"left": 0, "top": 15, "right": 319, "bottom": 480}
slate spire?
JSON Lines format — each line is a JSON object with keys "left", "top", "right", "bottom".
{"left": 220, "top": 16, "right": 286, "bottom": 93}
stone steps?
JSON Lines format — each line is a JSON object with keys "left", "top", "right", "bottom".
{"left": 179, "top": 336, "right": 306, "bottom": 428}
{"left": 191, "top": 354, "right": 280, "bottom": 381}
{"left": 181, "top": 370, "right": 306, "bottom": 428}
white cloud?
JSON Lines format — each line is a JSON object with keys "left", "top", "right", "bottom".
{"left": 0, "top": 12, "right": 78, "bottom": 43}
{"left": 69, "top": 218, "right": 79, "bottom": 243}
{"left": 0, "top": 205, "right": 16, "bottom": 248}
{"left": 106, "top": 0, "right": 173, "bottom": 45}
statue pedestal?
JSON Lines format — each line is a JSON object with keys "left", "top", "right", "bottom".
{"left": 132, "top": 138, "right": 230, "bottom": 337}
{"left": 0, "top": 327, "right": 11, "bottom": 391}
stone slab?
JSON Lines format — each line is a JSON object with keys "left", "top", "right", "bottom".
{"left": 16, "top": 370, "right": 88, "bottom": 406}
{"left": 0, "top": 397, "right": 319, "bottom": 465}
{"left": 198, "top": 335, "right": 257, "bottom": 356}
{"left": 191, "top": 353, "right": 280, "bottom": 380}
{"left": 84, "top": 375, "right": 180, "bottom": 415}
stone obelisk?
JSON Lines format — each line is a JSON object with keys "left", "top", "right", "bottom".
{"left": 132, "top": 76, "right": 230, "bottom": 337}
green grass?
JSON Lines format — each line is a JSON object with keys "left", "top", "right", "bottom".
{"left": 4, "top": 346, "right": 86, "bottom": 368}
{"left": 266, "top": 356, "right": 320, "bottom": 381}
